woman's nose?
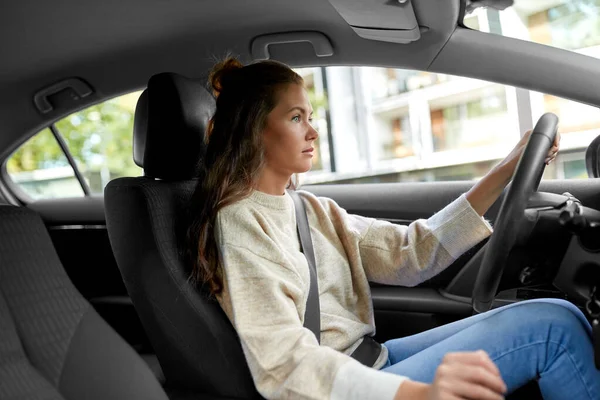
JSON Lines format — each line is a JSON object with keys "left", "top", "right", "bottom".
{"left": 307, "top": 124, "right": 319, "bottom": 140}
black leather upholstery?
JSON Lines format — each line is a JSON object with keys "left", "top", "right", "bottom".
{"left": 0, "top": 205, "right": 168, "bottom": 400}
{"left": 105, "top": 73, "right": 264, "bottom": 399}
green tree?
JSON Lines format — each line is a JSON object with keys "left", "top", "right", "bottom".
{"left": 7, "top": 92, "right": 143, "bottom": 193}
{"left": 306, "top": 88, "right": 329, "bottom": 171}
{"left": 7, "top": 86, "right": 329, "bottom": 192}
{"left": 7, "top": 128, "right": 70, "bottom": 172}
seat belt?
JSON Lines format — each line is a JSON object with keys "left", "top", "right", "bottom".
{"left": 289, "top": 190, "right": 321, "bottom": 342}
{"left": 289, "top": 190, "right": 382, "bottom": 367}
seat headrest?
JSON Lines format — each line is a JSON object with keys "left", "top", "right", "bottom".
{"left": 133, "top": 72, "right": 216, "bottom": 180}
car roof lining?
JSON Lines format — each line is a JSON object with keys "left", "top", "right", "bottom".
{"left": 0, "top": 0, "right": 460, "bottom": 160}
{"left": 2, "top": 0, "right": 600, "bottom": 162}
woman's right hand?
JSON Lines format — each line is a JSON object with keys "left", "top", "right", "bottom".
{"left": 395, "top": 350, "right": 507, "bottom": 400}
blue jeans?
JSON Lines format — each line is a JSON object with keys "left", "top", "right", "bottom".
{"left": 380, "top": 298, "right": 600, "bottom": 399}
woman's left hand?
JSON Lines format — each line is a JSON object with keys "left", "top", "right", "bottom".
{"left": 498, "top": 129, "right": 561, "bottom": 177}
{"left": 465, "top": 129, "right": 560, "bottom": 217}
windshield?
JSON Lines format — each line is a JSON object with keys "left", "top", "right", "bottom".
{"left": 463, "top": 0, "right": 600, "bottom": 58}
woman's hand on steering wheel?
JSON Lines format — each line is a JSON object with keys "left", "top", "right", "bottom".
{"left": 500, "top": 128, "right": 561, "bottom": 177}
{"left": 472, "top": 113, "right": 560, "bottom": 313}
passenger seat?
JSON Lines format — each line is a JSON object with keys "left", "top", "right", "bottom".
{"left": 0, "top": 205, "right": 169, "bottom": 400}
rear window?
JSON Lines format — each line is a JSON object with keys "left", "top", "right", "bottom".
{"left": 6, "top": 91, "right": 143, "bottom": 199}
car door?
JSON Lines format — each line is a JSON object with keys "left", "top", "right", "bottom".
{"left": 297, "top": 63, "right": 600, "bottom": 342}
{"left": 2, "top": 92, "right": 154, "bottom": 355}
{"left": 306, "top": 179, "right": 600, "bottom": 342}
{"left": 4, "top": 66, "right": 600, "bottom": 356}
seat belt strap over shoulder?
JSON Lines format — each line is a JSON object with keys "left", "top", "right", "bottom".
{"left": 289, "top": 189, "right": 321, "bottom": 342}
{"left": 288, "top": 190, "right": 382, "bottom": 368}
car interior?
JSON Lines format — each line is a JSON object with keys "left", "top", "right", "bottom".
{"left": 3, "top": 0, "right": 600, "bottom": 399}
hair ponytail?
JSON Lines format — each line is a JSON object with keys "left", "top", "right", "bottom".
{"left": 186, "top": 56, "right": 303, "bottom": 297}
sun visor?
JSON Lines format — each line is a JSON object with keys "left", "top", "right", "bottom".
{"left": 327, "top": 0, "right": 421, "bottom": 44}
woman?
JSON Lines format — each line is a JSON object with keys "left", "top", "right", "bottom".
{"left": 186, "top": 57, "right": 599, "bottom": 400}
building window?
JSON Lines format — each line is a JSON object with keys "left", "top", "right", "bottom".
{"left": 379, "top": 116, "right": 413, "bottom": 160}
{"left": 430, "top": 88, "right": 509, "bottom": 152}
{"left": 539, "top": 1, "right": 600, "bottom": 50}
{"left": 563, "top": 158, "right": 587, "bottom": 179}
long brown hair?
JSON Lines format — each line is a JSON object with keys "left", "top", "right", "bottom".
{"left": 186, "top": 56, "right": 304, "bottom": 297}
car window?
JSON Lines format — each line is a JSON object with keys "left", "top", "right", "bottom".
{"left": 295, "top": 66, "right": 600, "bottom": 185}
{"left": 296, "top": 68, "right": 328, "bottom": 172}
{"left": 463, "top": 0, "right": 600, "bottom": 56}
{"left": 6, "top": 91, "right": 143, "bottom": 199}
{"left": 6, "top": 128, "right": 84, "bottom": 200}
{"left": 6, "top": 69, "right": 600, "bottom": 200}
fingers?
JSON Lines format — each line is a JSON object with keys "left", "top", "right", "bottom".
{"left": 448, "top": 378, "right": 505, "bottom": 400}
{"left": 545, "top": 144, "right": 559, "bottom": 164}
{"left": 545, "top": 148, "right": 558, "bottom": 164}
{"left": 443, "top": 351, "right": 501, "bottom": 377}
{"left": 439, "top": 351, "right": 508, "bottom": 398}
{"left": 545, "top": 131, "right": 561, "bottom": 165}
{"left": 456, "top": 364, "right": 506, "bottom": 396}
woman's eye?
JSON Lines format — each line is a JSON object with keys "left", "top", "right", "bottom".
{"left": 308, "top": 118, "right": 314, "bottom": 124}
{"left": 292, "top": 115, "right": 300, "bottom": 122}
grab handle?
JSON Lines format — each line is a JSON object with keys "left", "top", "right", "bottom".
{"left": 251, "top": 31, "right": 334, "bottom": 60}
{"left": 34, "top": 78, "right": 94, "bottom": 114}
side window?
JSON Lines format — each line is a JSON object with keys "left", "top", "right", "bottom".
{"left": 294, "top": 68, "right": 329, "bottom": 173}
{"left": 6, "top": 91, "right": 143, "bottom": 199}
{"left": 6, "top": 128, "right": 84, "bottom": 200}
{"left": 295, "top": 66, "right": 600, "bottom": 185}
{"left": 534, "top": 92, "right": 600, "bottom": 180}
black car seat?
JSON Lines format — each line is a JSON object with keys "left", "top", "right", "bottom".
{"left": 0, "top": 204, "right": 169, "bottom": 400}
{"left": 104, "top": 72, "right": 264, "bottom": 399}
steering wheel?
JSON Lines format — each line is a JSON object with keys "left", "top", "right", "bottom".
{"left": 472, "top": 112, "right": 559, "bottom": 313}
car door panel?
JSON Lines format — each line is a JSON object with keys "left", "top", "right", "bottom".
{"left": 306, "top": 179, "right": 600, "bottom": 341}
{"left": 26, "top": 198, "right": 152, "bottom": 353}
{"left": 24, "top": 178, "right": 600, "bottom": 348}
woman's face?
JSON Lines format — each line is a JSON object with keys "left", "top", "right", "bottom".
{"left": 261, "top": 83, "right": 319, "bottom": 177}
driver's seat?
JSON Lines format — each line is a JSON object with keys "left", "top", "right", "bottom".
{"left": 104, "top": 72, "right": 264, "bottom": 399}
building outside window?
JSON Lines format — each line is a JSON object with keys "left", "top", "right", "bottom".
{"left": 8, "top": 1, "right": 600, "bottom": 200}
{"left": 298, "top": 0, "right": 600, "bottom": 185}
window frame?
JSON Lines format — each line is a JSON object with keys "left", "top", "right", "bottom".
{"left": 2, "top": 90, "right": 144, "bottom": 202}
{"left": 301, "top": 66, "right": 598, "bottom": 185}
{"left": 1, "top": 125, "right": 86, "bottom": 202}
{"left": 3, "top": 66, "right": 598, "bottom": 201}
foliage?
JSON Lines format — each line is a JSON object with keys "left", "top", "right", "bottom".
{"left": 6, "top": 81, "right": 329, "bottom": 190}
{"left": 307, "top": 89, "right": 329, "bottom": 117}
{"left": 7, "top": 92, "right": 144, "bottom": 183}
{"left": 7, "top": 128, "right": 70, "bottom": 173}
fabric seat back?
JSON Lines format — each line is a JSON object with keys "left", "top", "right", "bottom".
{"left": 104, "top": 73, "right": 263, "bottom": 399}
{"left": 0, "top": 205, "right": 167, "bottom": 400}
